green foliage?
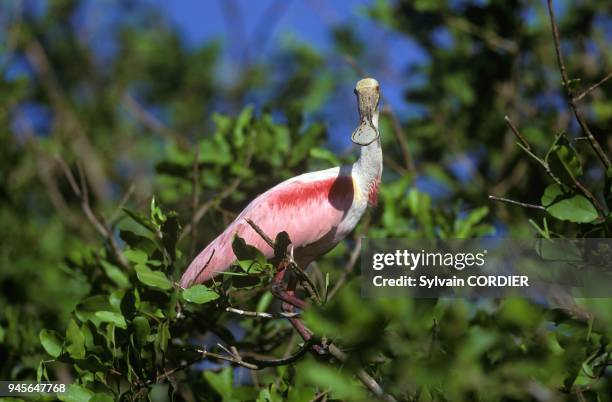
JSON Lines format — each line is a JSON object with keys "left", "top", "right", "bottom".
{"left": 1, "top": 1, "right": 611, "bottom": 401}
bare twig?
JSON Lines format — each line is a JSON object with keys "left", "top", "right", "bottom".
{"left": 109, "top": 184, "right": 135, "bottom": 226}
{"left": 25, "top": 39, "right": 110, "bottom": 199}
{"left": 247, "top": 0, "right": 292, "bottom": 62}
{"left": 178, "top": 178, "right": 241, "bottom": 241}
{"left": 546, "top": 0, "right": 611, "bottom": 171}
{"left": 574, "top": 72, "right": 612, "bottom": 102}
{"left": 325, "top": 343, "right": 397, "bottom": 402}
{"left": 190, "top": 147, "right": 200, "bottom": 258}
{"left": 488, "top": 195, "right": 546, "bottom": 211}
{"left": 184, "top": 249, "right": 215, "bottom": 289}
{"left": 510, "top": 125, "right": 605, "bottom": 216}
{"left": 384, "top": 157, "right": 410, "bottom": 177}
{"left": 504, "top": 115, "right": 531, "bottom": 151}
{"left": 289, "top": 260, "right": 323, "bottom": 305}
{"left": 56, "top": 156, "right": 129, "bottom": 268}
{"left": 1, "top": 1, "right": 23, "bottom": 71}
{"left": 150, "top": 339, "right": 316, "bottom": 388}
{"left": 383, "top": 104, "right": 417, "bottom": 179}
{"left": 221, "top": 0, "right": 246, "bottom": 63}
{"left": 328, "top": 237, "right": 362, "bottom": 300}
{"left": 76, "top": 161, "right": 109, "bottom": 237}
{"left": 55, "top": 156, "right": 82, "bottom": 197}
{"left": 309, "top": 391, "right": 330, "bottom": 402}
{"left": 179, "top": 134, "right": 254, "bottom": 241}
{"left": 225, "top": 306, "right": 300, "bottom": 319}
{"left": 243, "top": 339, "right": 315, "bottom": 368}
{"left": 444, "top": 14, "right": 518, "bottom": 54}
{"left": 245, "top": 218, "right": 275, "bottom": 248}
{"left": 150, "top": 348, "right": 257, "bottom": 385}
{"left": 121, "top": 93, "right": 188, "bottom": 148}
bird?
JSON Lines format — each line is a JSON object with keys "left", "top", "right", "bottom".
{"left": 180, "top": 78, "right": 383, "bottom": 288}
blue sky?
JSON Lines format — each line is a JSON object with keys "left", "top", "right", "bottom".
{"left": 5, "top": 0, "right": 429, "bottom": 151}
{"left": 151, "top": 0, "right": 430, "bottom": 149}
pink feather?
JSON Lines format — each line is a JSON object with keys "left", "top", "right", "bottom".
{"left": 179, "top": 168, "right": 356, "bottom": 287}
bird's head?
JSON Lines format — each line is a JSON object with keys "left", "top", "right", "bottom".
{"left": 351, "top": 77, "right": 380, "bottom": 146}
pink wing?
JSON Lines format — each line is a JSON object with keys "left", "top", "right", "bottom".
{"left": 179, "top": 168, "right": 355, "bottom": 287}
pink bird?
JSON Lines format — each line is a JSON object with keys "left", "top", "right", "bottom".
{"left": 180, "top": 78, "right": 383, "bottom": 288}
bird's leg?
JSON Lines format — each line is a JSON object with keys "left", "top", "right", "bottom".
{"left": 270, "top": 259, "right": 328, "bottom": 354}
{"left": 278, "top": 271, "right": 330, "bottom": 355}
{"left": 270, "top": 261, "right": 306, "bottom": 310}
{"left": 280, "top": 274, "right": 313, "bottom": 341}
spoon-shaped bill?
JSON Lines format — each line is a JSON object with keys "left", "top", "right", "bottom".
{"left": 351, "top": 121, "right": 379, "bottom": 145}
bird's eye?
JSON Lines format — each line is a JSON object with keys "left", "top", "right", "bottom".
{"left": 375, "top": 86, "right": 380, "bottom": 93}
{"left": 354, "top": 88, "right": 358, "bottom": 95}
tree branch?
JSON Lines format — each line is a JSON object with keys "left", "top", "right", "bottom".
{"left": 328, "top": 236, "right": 362, "bottom": 300}
{"left": 574, "top": 72, "right": 612, "bottom": 102}
{"left": 149, "top": 338, "right": 316, "bottom": 389}
{"left": 243, "top": 222, "right": 397, "bottom": 402}
{"left": 225, "top": 306, "right": 300, "bottom": 319}
{"left": 121, "top": 93, "right": 188, "bottom": 148}
{"left": 190, "top": 147, "right": 200, "bottom": 258}
{"left": 25, "top": 39, "right": 110, "bottom": 199}
{"left": 56, "top": 156, "right": 129, "bottom": 268}
{"left": 179, "top": 133, "right": 254, "bottom": 242}
{"left": 504, "top": 115, "right": 531, "bottom": 151}
{"left": 546, "top": 0, "right": 611, "bottom": 171}
{"left": 488, "top": 195, "right": 546, "bottom": 211}
{"left": 178, "top": 178, "right": 241, "bottom": 242}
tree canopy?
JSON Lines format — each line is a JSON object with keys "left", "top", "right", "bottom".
{"left": 1, "top": 1, "right": 611, "bottom": 401}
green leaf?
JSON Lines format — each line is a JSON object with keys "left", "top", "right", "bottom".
{"left": 135, "top": 264, "right": 173, "bottom": 290}
{"left": 443, "top": 72, "right": 475, "bottom": 105}
{"left": 300, "top": 361, "right": 365, "bottom": 400}
{"left": 309, "top": 147, "right": 341, "bottom": 166}
{"left": 75, "top": 296, "right": 113, "bottom": 326}
{"left": 124, "top": 248, "right": 148, "bottom": 264}
{"left": 74, "top": 355, "right": 108, "bottom": 372}
{"left": 58, "top": 384, "right": 94, "bottom": 402}
{"left": 89, "top": 394, "right": 114, "bottom": 402}
{"left": 95, "top": 311, "right": 127, "bottom": 329}
{"left": 545, "top": 133, "right": 583, "bottom": 185}
{"left": 204, "top": 366, "right": 233, "bottom": 401}
{"left": 454, "top": 206, "right": 489, "bottom": 238}
{"left": 233, "top": 105, "right": 253, "bottom": 148}
{"left": 541, "top": 183, "right": 565, "bottom": 207}
{"left": 182, "top": 284, "right": 220, "bottom": 304}
{"left": 288, "top": 123, "right": 325, "bottom": 166}
{"left": 39, "top": 329, "right": 63, "bottom": 358}
{"left": 150, "top": 196, "right": 166, "bottom": 227}
{"left": 132, "top": 316, "right": 151, "bottom": 347}
{"left": 161, "top": 211, "right": 180, "bottom": 261}
{"left": 65, "top": 319, "right": 85, "bottom": 359}
{"left": 546, "top": 194, "right": 598, "bottom": 223}
{"left": 36, "top": 360, "right": 49, "bottom": 382}
{"left": 120, "top": 290, "right": 137, "bottom": 320}
{"left": 119, "top": 230, "right": 157, "bottom": 253}
{"left": 199, "top": 132, "right": 232, "bottom": 165}
{"left": 122, "top": 207, "right": 157, "bottom": 234}
{"left": 155, "top": 321, "right": 170, "bottom": 354}
{"left": 231, "top": 235, "right": 260, "bottom": 261}
{"left": 100, "top": 260, "right": 130, "bottom": 288}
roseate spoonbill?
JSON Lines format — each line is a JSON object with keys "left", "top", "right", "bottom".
{"left": 180, "top": 78, "right": 382, "bottom": 288}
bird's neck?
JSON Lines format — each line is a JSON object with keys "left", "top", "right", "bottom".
{"left": 353, "top": 114, "right": 383, "bottom": 206}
